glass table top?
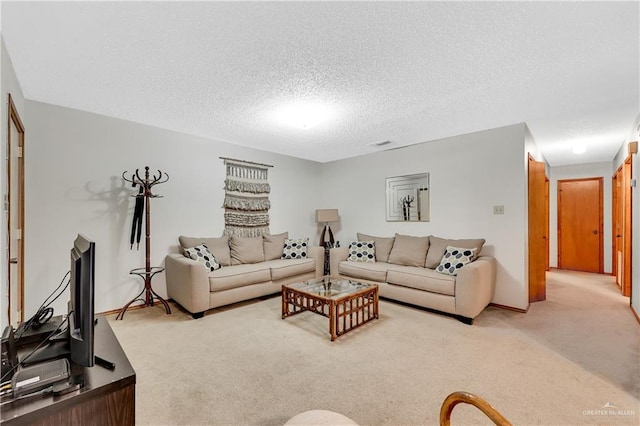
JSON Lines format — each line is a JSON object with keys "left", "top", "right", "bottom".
{"left": 285, "top": 276, "right": 375, "bottom": 299}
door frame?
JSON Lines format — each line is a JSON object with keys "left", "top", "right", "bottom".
{"left": 612, "top": 157, "right": 633, "bottom": 297}
{"left": 622, "top": 156, "right": 632, "bottom": 297}
{"left": 557, "top": 177, "right": 604, "bottom": 273}
{"left": 612, "top": 167, "right": 621, "bottom": 281}
{"left": 545, "top": 175, "right": 550, "bottom": 271}
{"left": 7, "top": 94, "right": 25, "bottom": 325}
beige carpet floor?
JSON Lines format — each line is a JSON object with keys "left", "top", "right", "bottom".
{"left": 107, "top": 270, "right": 639, "bottom": 425}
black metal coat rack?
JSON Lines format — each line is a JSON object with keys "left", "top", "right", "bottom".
{"left": 116, "top": 166, "right": 171, "bottom": 320}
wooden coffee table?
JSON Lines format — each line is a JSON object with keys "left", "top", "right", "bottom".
{"left": 282, "top": 277, "right": 379, "bottom": 341}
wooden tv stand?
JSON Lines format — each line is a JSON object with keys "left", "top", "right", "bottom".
{"left": 1, "top": 317, "right": 136, "bottom": 425}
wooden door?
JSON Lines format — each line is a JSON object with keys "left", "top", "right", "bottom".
{"left": 528, "top": 155, "right": 546, "bottom": 302}
{"left": 7, "top": 94, "right": 25, "bottom": 326}
{"left": 612, "top": 158, "right": 633, "bottom": 296}
{"left": 622, "top": 158, "right": 632, "bottom": 297}
{"left": 557, "top": 178, "right": 603, "bottom": 273}
{"left": 545, "top": 176, "right": 550, "bottom": 271}
{"left": 612, "top": 167, "right": 623, "bottom": 286}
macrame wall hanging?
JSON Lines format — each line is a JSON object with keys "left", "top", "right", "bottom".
{"left": 220, "top": 157, "right": 273, "bottom": 237}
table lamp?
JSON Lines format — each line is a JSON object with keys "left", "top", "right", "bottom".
{"left": 316, "top": 209, "right": 339, "bottom": 248}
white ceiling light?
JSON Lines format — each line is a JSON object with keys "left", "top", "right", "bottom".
{"left": 2, "top": 2, "right": 637, "bottom": 164}
{"left": 274, "top": 102, "right": 333, "bottom": 130}
{"left": 572, "top": 143, "right": 586, "bottom": 154}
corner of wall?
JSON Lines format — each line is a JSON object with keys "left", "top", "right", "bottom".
{"left": 628, "top": 114, "right": 640, "bottom": 316}
{"left": 524, "top": 123, "right": 548, "bottom": 166}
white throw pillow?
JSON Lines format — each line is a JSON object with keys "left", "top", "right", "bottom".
{"left": 435, "top": 246, "right": 477, "bottom": 276}
{"left": 184, "top": 244, "right": 221, "bottom": 272}
{"left": 347, "top": 241, "right": 375, "bottom": 263}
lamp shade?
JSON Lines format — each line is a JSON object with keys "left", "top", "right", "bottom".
{"left": 316, "top": 209, "right": 339, "bottom": 223}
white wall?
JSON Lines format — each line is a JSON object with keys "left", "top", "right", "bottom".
{"left": 23, "top": 110, "right": 534, "bottom": 316}
{"left": 18, "top": 99, "right": 633, "bottom": 318}
{"left": 613, "top": 113, "right": 640, "bottom": 318}
{"left": 320, "top": 123, "right": 530, "bottom": 310}
{"left": 23, "top": 101, "right": 322, "bottom": 318}
{"left": 1, "top": 37, "right": 26, "bottom": 328}
{"left": 524, "top": 125, "right": 547, "bottom": 165}
{"left": 549, "top": 162, "right": 613, "bottom": 273}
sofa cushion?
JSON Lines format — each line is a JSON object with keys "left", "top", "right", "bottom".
{"left": 282, "top": 238, "right": 309, "bottom": 259}
{"left": 263, "top": 232, "right": 289, "bottom": 261}
{"left": 347, "top": 241, "right": 375, "bottom": 263}
{"left": 338, "top": 261, "right": 389, "bottom": 282}
{"left": 179, "top": 235, "right": 231, "bottom": 266}
{"left": 357, "top": 233, "right": 395, "bottom": 262}
{"left": 183, "top": 244, "right": 221, "bottom": 272}
{"left": 435, "top": 246, "right": 477, "bottom": 276}
{"left": 208, "top": 263, "right": 271, "bottom": 292}
{"left": 425, "top": 236, "right": 485, "bottom": 268}
{"left": 388, "top": 233, "right": 430, "bottom": 267}
{"left": 230, "top": 236, "right": 265, "bottom": 265}
{"left": 267, "top": 258, "right": 316, "bottom": 281}
{"left": 387, "top": 265, "right": 456, "bottom": 296}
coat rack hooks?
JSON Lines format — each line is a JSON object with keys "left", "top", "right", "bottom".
{"left": 121, "top": 167, "right": 169, "bottom": 196}
{"left": 116, "top": 166, "right": 171, "bottom": 320}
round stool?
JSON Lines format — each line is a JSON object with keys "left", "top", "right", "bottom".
{"left": 284, "top": 409, "right": 358, "bottom": 425}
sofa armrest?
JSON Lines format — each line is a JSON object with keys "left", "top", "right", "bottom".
{"left": 307, "top": 245, "right": 324, "bottom": 278}
{"left": 329, "top": 247, "right": 349, "bottom": 277}
{"left": 165, "top": 253, "right": 210, "bottom": 315}
{"left": 454, "top": 256, "right": 497, "bottom": 319}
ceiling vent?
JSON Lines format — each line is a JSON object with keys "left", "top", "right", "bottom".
{"left": 369, "top": 140, "right": 392, "bottom": 147}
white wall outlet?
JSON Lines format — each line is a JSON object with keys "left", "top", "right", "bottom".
{"left": 493, "top": 205, "right": 504, "bottom": 215}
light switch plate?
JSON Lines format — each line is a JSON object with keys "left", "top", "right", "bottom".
{"left": 493, "top": 205, "right": 504, "bottom": 215}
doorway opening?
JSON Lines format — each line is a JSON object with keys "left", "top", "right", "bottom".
{"left": 7, "top": 94, "right": 25, "bottom": 327}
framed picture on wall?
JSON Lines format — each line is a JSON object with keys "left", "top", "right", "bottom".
{"left": 386, "top": 173, "right": 430, "bottom": 222}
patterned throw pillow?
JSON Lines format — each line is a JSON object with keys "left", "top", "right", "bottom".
{"left": 183, "top": 244, "right": 221, "bottom": 272}
{"left": 435, "top": 246, "right": 477, "bottom": 276}
{"left": 282, "top": 238, "right": 309, "bottom": 259}
{"left": 347, "top": 241, "right": 375, "bottom": 263}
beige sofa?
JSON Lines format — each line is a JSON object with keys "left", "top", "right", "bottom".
{"left": 329, "top": 233, "right": 496, "bottom": 324}
{"left": 165, "top": 233, "right": 323, "bottom": 318}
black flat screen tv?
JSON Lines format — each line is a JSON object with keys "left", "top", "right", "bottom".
{"left": 68, "top": 234, "right": 95, "bottom": 367}
{"left": 22, "top": 234, "right": 95, "bottom": 367}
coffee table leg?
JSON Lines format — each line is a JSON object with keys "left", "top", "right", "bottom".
{"left": 281, "top": 287, "right": 288, "bottom": 319}
{"left": 374, "top": 288, "right": 379, "bottom": 319}
{"left": 329, "top": 301, "right": 337, "bottom": 341}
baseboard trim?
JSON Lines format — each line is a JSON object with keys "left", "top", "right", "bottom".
{"left": 489, "top": 303, "right": 528, "bottom": 313}
{"left": 631, "top": 305, "right": 640, "bottom": 325}
{"left": 99, "top": 301, "right": 165, "bottom": 317}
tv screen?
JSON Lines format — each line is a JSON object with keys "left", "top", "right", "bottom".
{"left": 21, "top": 234, "right": 96, "bottom": 367}
{"left": 69, "top": 234, "right": 95, "bottom": 367}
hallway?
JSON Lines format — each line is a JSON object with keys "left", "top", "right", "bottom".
{"left": 484, "top": 269, "right": 639, "bottom": 400}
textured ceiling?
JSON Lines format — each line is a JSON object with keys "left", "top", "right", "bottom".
{"left": 1, "top": 1, "right": 638, "bottom": 165}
